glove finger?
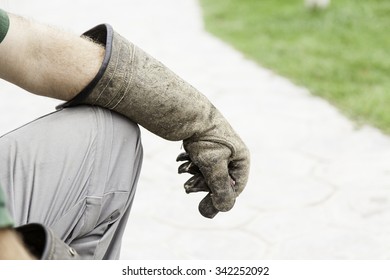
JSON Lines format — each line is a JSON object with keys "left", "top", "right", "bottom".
{"left": 199, "top": 193, "right": 219, "bottom": 219}
{"left": 228, "top": 158, "right": 250, "bottom": 195}
{"left": 176, "top": 152, "right": 190, "bottom": 162}
{"left": 184, "top": 174, "right": 210, "bottom": 193}
{"left": 178, "top": 161, "right": 201, "bottom": 175}
{"left": 199, "top": 159, "right": 236, "bottom": 212}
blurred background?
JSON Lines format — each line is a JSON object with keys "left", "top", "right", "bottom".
{"left": 1, "top": 0, "right": 390, "bottom": 259}
{"left": 200, "top": 0, "right": 390, "bottom": 133}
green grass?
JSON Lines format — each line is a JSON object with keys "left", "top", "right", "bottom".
{"left": 199, "top": 0, "right": 390, "bottom": 133}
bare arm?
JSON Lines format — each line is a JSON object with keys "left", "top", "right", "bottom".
{"left": 0, "top": 11, "right": 104, "bottom": 101}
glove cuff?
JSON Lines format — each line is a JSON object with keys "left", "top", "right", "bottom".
{"left": 15, "top": 223, "right": 80, "bottom": 260}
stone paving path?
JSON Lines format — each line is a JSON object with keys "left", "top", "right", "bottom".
{"left": 2, "top": 0, "right": 390, "bottom": 259}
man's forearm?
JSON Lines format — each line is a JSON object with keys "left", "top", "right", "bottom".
{"left": 0, "top": 10, "right": 104, "bottom": 101}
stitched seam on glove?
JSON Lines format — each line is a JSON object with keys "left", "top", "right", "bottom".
{"left": 93, "top": 43, "right": 123, "bottom": 106}
{"left": 111, "top": 42, "right": 136, "bottom": 110}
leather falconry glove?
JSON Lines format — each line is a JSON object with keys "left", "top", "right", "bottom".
{"left": 58, "top": 24, "right": 250, "bottom": 218}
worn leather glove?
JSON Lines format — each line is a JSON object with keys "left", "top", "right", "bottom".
{"left": 58, "top": 24, "right": 250, "bottom": 218}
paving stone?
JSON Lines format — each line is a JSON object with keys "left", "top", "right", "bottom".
{"left": 273, "top": 228, "right": 390, "bottom": 259}
{"left": 164, "top": 229, "right": 268, "bottom": 259}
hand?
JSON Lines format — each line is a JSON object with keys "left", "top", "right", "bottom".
{"left": 177, "top": 135, "right": 250, "bottom": 218}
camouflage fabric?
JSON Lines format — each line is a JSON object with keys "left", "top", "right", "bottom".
{"left": 0, "top": 185, "right": 13, "bottom": 228}
{"left": 0, "top": 9, "right": 10, "bottom": 44}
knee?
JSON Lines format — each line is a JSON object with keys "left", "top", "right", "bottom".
{"left": 100, "top": 106, "right": 143, "bottom": 160}
{"left": 61, "top": 105, "right": 142, "bottom": 153}
{"left": 90, "top": 106, "right": 143, "bottom": 188}
{"left": 109, "top": 108, "right": 142, "bottom": 149}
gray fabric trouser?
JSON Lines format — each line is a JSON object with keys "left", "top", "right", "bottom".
{"left": 0, "top": 105, "right": 143, "bottom": 259}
